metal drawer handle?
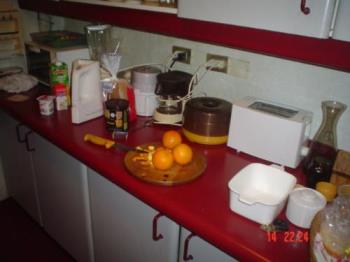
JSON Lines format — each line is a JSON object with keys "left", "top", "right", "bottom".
{"left": 15, "top": 124, "right": 26, "bottom": 143}
{"left": 25, "top": 131, "right": 35, "bottom": 152}
{"left": 183, "top": 232, "right": 196, "bottom": 261}
{"left": 152, "top": 213, "right": 164, "bottom": 241}
{"left": 300, "top": 0, "right": 310, "bottom": 15}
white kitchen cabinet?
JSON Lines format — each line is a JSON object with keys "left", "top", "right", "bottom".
{"left": 31, "top": 134, "right": 94, "bottom": 262}
{"left": 178, "top": 227, "right": 237, "bottom": 262}
{"left": 0, "top": 111, "right": 42, "bottom": 224}
{"left": 178, "top": 0, "right": 336, "bottom": 38}
{"left": 87, "top": 168, "right": 180, "bottom": 262}
{"left": 331, "top": 0, "right": 350, "bottom": 41}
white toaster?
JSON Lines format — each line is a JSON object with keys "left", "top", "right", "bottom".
{"left": 227, "top": 97, "right": 313, "bottom": 168}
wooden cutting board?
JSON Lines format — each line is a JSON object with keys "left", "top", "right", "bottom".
{"left": 124, "top": 143, "right": 207, "bottom": 186}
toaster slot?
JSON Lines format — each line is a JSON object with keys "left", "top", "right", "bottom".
{"left": 249, "top": 101, "right": 298, "bottom": 118}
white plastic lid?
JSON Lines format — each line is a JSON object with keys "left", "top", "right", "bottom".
{"left": 290, "top": 188, "right": 326, "bottom": 209}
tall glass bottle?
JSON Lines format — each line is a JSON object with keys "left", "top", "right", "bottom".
{"left": 303, "top": 100, "right": 347, "bottom": 188}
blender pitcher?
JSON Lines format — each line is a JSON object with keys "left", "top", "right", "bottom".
{"left": 85, "top": 24, "right": 112, "bottom": 61}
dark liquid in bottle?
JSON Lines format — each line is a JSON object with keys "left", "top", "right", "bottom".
{"left": 303, "top": 142, "right": 337, "bottom": 188}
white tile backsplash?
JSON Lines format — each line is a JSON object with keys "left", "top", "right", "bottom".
{"left": 21, "top": 12, "right": 350, "bottom": 151}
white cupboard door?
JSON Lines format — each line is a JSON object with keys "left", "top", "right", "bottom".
{"left": 0, "top": 112, "right": 42, "bottom": 224}
{"left": 332, "top": 0, "right": 350, "bottom": 41}
{"left": 178, "top": 227, "right": 237, "bottom": 262}
{"left": 88, "top": 168, "right": 180, "bottom": 262}
{"left": 32, "top": 134, "right": 94, "bottom": 262}
{"left": 178, "top": 0, "right": 336, "bottom": 38}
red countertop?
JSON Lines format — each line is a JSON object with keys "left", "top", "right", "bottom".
{"left": 0, "top": 86, "right": 309, "bottom": 262}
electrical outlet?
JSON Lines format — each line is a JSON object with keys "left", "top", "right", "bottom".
{"left": 206, "top": 54, "right": 228, "bottom": 73}
{"left": 172, "top": 46, "right": 191, "bottom": 64}
{"left": 228, "top": 58, "right": 250, "bottom": 79}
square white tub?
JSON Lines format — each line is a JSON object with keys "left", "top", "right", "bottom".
{"left": 228, "top": 163, "right": 296, "bottom": 225}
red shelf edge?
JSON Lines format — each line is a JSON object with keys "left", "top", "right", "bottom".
{"left": 18, "top": 0, "right": 350, "bottom": 73}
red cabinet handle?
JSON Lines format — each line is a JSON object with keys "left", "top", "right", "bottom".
{"left": 152, "top": 213, "right": 164, "bottom": 241}
{"left": 300, "top": 0, "right": 310, "bottom": 15}
{"left": 25, "top": 131, "right": 35, "bottom": 152}
{"left": 15, "top": 124, "right": 26, "bottom": 143}
{"left": 183, "top": 232, "right": 196, "bottom": 261}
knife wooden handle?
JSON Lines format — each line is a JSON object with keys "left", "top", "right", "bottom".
{"left": 84, "top": 134, "right": 115, "bottom": 149}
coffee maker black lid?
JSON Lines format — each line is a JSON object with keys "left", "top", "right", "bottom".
{"left": 155, "top": 70, "right": 193, "bottom": 97}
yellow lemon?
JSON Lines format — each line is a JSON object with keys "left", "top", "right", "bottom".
{"left": 316, "top": 182, "right": 337, "bottom": 202}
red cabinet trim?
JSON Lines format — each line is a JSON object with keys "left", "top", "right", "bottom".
{"left": 18, "top": 0, "right": 350, "bottom": 72}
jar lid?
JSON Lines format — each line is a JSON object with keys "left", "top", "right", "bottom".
{"left": 133, "top": 66, "right": 161, "bottom": 75}
{"left": 290, "top": 188, "right": 326, "bottom": 209}
{"left": 85, "top": 24, "right": 111, "bottom": 31}
{"left": 105, "top": 98, "right": 129, "bottom": 110}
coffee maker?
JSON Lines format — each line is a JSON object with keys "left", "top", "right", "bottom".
{"left": 153, "top": 70, "right": 193, "bottom": 125}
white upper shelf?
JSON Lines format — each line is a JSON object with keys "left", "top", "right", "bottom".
{"left": 63, "top": 0, "right": 178, "bottom": 14}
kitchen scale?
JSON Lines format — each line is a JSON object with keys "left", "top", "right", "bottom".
{"left": 153, "top": 70, "right": 193, "bottom": 125}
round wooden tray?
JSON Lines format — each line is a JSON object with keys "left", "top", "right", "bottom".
{"left": 124, "top": 143, "right": 207, "bottom": 186}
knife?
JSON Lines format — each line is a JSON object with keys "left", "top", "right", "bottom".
{"left": 84, "top": 134, "right": 148, "bottom": 153}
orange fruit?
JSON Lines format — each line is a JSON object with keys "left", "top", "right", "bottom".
{"left": 316, "top": 182, "right": 337, "bottom": 202}
{"left": 162, "top": 130, "right": 182, "bottom": 149}
{"left": 152, "top": 148, "right": 174, "bottom": 170}
{"left": 173, "top": 143, "right": 193, "bottom": 165}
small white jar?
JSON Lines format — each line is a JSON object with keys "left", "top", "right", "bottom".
{"left": 286, "top": 187, "right": 327, "bottom": 228}
{"left": 37, "top": 95, "right": 55, "bottom": 116}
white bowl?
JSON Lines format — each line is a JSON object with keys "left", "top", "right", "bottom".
{"left": 228, "top": 163, "right": 297, "bottom": 225}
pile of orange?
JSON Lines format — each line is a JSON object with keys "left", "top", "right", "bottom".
{"left": 152, "top": 130, "right": 193, "bottom": 170}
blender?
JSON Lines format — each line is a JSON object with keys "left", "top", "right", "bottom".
{"left": 85, "top": 24, "right": 112, "bottom": 61}
{"left": 153, "top": 70, "right": 193, "bottom": 125}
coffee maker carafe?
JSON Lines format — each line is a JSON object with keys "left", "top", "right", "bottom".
{"left": 153, "top": 70, "right": 192, "bottom": 125}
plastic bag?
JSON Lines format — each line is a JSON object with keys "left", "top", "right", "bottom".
{"left": 0, "top": 73, "right": 38, "bottom": 93}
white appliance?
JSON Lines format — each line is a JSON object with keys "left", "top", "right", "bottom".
{"left": 227, "top": 97, "right": 313, "bottom": 168}
{"left": 71, "top": 59, "right": 103, "bottom": 124}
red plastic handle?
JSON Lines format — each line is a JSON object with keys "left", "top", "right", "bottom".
{"left": 152, "top": 213, "right": 164, "bottom": 241}
{"left": 300, "top": 0, "right": 310, "bottom": 15}
{"left": 183, "top": 232, "right": 196, "bottom": 261}
{"left": 15, "top": 124, "right": 26, "bottom": 143}
{"left": 25, "top": 131, "right": 35, "bottom": 152}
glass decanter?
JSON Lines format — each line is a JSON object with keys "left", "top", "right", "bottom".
{"left": 303, "top": 100, "right": 347, "bottom": 188}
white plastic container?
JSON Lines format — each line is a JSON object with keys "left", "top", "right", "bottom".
{"left": 134, "top": 88, "right": 158, "bottom": 116}
{"left": 37, "top": 95, "right": 55, "bottom": 116}
{"left": 132, "top": 66, "right": 160, "bottom": 93}
{"left": 286, "top": 188, "right": 326, "bottom": 228}
{"left": 228, "top": 163, "right": 297, "bottom": 225}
